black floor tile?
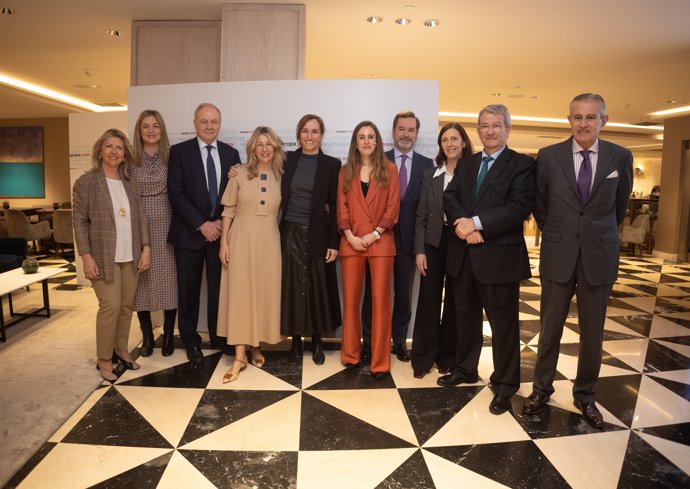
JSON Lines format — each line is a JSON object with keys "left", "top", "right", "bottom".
{"left": 299, "top": 393, "right": 414, "bottom": 451}
{"left": 179, "top": 390, "right": 296, "bottom": 446}
{"left": 617, "top": 432, "right": 690, "bottom": 488}
{"left": 87, "top": 451, "right": 173, "bottom": 489}
{"left": 427, "top": 440, "right": 569, "bottom": 488}
{"left": 119, "top": 352, "right": 222, "bottom": 389}
{"left": 307, "top": 365, "right": 396, "bottom": 390}
{"left": 61, "top": 388, "right": 172, "bottom": 448}
{"left": 636, "top": 422, "right": 690, "bottom": 447}
{"left": 376, "top": 449, "right": 435, "bottom": 489}
{"left": 594, "top": 374, "right": 643, "bottom": 427}
{"left": 180, "top": 449, "right": 297, "bottom": 488}
{"left": 644, "top": 341, "right": 690, "bottom": 373}
{"left": 609, "top": 315, "right": 653, "bottom": 337}
{"left": 398, "top": 386, "right": 484, "bottom": 446}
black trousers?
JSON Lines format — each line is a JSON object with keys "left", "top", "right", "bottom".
{"left": 533, "top": 254, "right": 611, "bottom": 403}
{"left": 450, "top": 252, "right": 521, "bottom": 396}
{"left": 411, "top": 233, "right": 456, "bottom": 372}
{"left": 174, "top": 242, "right": 222, "bottom": 349}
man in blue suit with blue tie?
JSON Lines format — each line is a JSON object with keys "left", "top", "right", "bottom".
{"left": 362, "top": 111, "right": 434, "bottom": 362}
{"left": 168, "top": 103, "right": 241, "bottom": 365}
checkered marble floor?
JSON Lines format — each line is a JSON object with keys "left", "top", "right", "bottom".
{"left": 5, "top": 254, "right": 690, "bottom": 488}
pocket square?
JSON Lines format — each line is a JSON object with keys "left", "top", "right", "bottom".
{"left": 606, "top": 170, "right": 619, "bottom": 179}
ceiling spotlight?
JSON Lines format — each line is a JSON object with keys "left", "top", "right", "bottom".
{"left": 395, "top": 18, "right": 412, "bottom": 25}
{"left": 403, "top": 4, "right": 416, "bottom": 9}
{"left": 666, "top": 100, "right": 677, "bottom": 104}
{"left": 366, "top": 16, "right": 383, "bottom": 24}
{"left": 106, "top": 29, "right": 123, "bottom": 37}
{"left": 424, "top": 19, "right": 440, "bottom": 28}
{"left": 1, "top": 7, "right": 15, "bottom": 15}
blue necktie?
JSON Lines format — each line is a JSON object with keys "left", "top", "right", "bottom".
{"left": 577, "top": 150, "right": 592, "bottom": 204}
{"left": 206, "top": 145, "right": 218, "bottom": 216}
{"left": 476, "top": 156, "right": 493, "bottom": 195}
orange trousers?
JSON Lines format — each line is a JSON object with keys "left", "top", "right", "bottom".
{"left": 341, "top": 255, "right": 394, "bottom": 373}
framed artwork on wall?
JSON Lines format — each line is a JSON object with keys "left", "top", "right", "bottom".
{"left": 0, "top": 126, "right": 45, "bottom": 198}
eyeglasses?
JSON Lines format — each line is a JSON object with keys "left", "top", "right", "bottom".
{"left": 478, "top": 123, "right": 506, "bottom": 131}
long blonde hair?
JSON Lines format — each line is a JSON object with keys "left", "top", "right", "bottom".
{"left": 90, "top": 128, "right": 134, "bottom": 180}
{"left": 132, "top": 109, "right": 170, "bottom": 166}
{"left": 342, "top": 121, "right": 388, "bottom": 192}
{"left": 245, "top": 126, "right": 285, "bottom": 180}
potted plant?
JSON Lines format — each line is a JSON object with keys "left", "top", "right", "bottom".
{"left": 2, "top": 201, "right": 9, "bottom": 209}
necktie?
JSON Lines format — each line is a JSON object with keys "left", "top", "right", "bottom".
{"left": 206, "top": 145, "right": 218, "bottom": 216}
{"left": 577, "top": 149, "right": 592, "bottom": 204}
{"left": 399, "top": 154, "right": 408, "bottom": 197}
{"left": 476, "top": 156, "right": 493, "bottom": 195}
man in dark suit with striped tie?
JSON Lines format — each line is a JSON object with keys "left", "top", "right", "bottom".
{"left": 441, "top": 104, "right": 536, "bottom": 415}
{"left": 523, "top": 94, "right": 633, "bottom": 428}
{"left": 168, "top": 103, "right": 241, "bottom": 365}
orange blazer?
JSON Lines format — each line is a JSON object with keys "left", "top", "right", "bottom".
{"left": 336, "top": 162, "right": 400, "bottom": 257}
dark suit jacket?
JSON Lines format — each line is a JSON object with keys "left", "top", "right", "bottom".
{"left": 167, "top": 137, "right": 241, "bottom": 249}
{"left": 280, "top": 148, "right": 342, "bottom": 260}
{"left": 336, "top": 163, "right": 400, "bottom": 257}
{"left": 385, "top": 149, "right": 434, "bottom": 255}
{"left": 73, "top": 169, "right": 150, "bottom": 283}
{"left": 443, "top": 147, "right": 535, "bottom": 284}
{"left": 413, "top": 166, "right": 446, "bottom": 254}
{"left": 535, "top": 137, "right": 633, "bottom": 286}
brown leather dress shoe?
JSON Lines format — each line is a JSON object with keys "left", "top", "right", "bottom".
{"left": 574, "top": 400, "right": 604, "bottom": 429}
{"left": 523, "top": 392, "right": 550, "bottom": 415}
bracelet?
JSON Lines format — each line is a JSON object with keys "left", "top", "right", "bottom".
{"left": 372, "top": 229, "right": 381, "bottom": 239}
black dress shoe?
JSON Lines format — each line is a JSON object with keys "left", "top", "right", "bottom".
{"left": 344, "top": 362, "right": 360, "bottom": 371}
{"left": 413, "top": 369, "right": 429, "bottom": 379}
{"left": 437, "top": 366, "right": 451, "bottom": 375}
{"left": 392, "top": 342, "right": 410, "bottom": 362}
{"left": 186, "top": 347, "right": 203, "bottom": 365}
{"left": 372, "top": 371, "right": 391, "bottom": 380}
{"left": 574, "top": 400, "right": 604, "bottom": 429}
{"left": 361, "top": 344, "right": 371, "bottom": 364}
{"left": 489, "top": 394, "right": 512, "bottom": 415}
{"left": 437, "top": 370, "right": 479, "bottom": 387}
{"left": 523, "top": 392, "right": 551, "bottom": 415}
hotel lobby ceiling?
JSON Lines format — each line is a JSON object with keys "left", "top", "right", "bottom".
{"left": 0, "top": 0, "right": 688, "bottom": 152}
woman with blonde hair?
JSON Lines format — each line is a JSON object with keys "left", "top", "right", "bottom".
{"left": 73, "top": 128, "right": 151, "bottom": 382}
{"left": 337, "top": 121, "right": 400, "bottom": 379}
{"left": 130, "top": 109, "right": 178, "bottom": 357}
{"left": 218, "top": 126, "right": 285, "bottom": 382}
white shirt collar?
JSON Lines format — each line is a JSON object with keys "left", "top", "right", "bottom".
{"left": 433, "top": 164, "right": 447, "bottom": 178}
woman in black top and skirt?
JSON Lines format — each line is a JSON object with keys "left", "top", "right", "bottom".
{"left": 282, "top": 114, "right": 342, "bottom": 364}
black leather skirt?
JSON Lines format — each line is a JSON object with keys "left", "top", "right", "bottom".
{"left": 280, "top": 221, "right": 341, "bottom": 335}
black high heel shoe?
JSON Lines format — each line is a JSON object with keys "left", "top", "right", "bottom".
{"left": 113, "top": 351, "right": 141, "bottom": 371}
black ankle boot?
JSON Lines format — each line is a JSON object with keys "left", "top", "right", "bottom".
{"left": 162, "top": 309, "right": 176, "bottom": 357}
{"left": 312, "top": 334, "right": 325, "bottom": 365}
{"left": 291, "top": 335, "right": 303, "bottom": 362}
{"left": 138, "top": 311, "right": 154, "bottom": 357}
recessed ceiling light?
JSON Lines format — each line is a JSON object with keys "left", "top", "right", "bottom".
{"left": 508, "top": 94, "right": 525, "bottom": 98}
{"left": 366, "top": 16, "right": 382, "bottom": 24}
{"left": 666, "top": 100, "right": 677, "bottom": 104}
{"left": 404, "top": 5, "right": 415, "bottom": 9}
{"left": 424, "top": 19, "right": 440, "bottom": 28}
{"left": 530, "top": 96, "right": 540, "bottom": 99}
{"left": 106, "top": 29, "right": 123, "bottom": 37}
{"left": 491, "top": 92, "right": 501, "bottom": 97}
{"left": 395, "top": 18, "right": 412, "bottom": 25}
{"left": 1, "top": 7, "right": 15, "bottom": 15}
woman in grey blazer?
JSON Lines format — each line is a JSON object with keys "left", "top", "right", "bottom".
{"left": 410, "top": 123, "right": 473, "bottom": 378}
{"left": 73, "top": 128, "right": 151, "bottom": 382}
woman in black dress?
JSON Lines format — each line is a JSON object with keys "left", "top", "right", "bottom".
{"left": 282, "top": 114, "right": 342, "bottom": 364}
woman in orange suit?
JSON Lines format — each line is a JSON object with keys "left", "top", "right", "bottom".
{"left": 337, "top": 121, "right": 400, "bottom": 379}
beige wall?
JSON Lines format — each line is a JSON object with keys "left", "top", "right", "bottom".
{"left": 655, "top": 114, "right": 690, "bottom": 258}
{"left": 0, "top": 118, "right": 70, "bottom": 207}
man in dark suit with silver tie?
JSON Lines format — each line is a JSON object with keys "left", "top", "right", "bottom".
{"left": 168, "top": 103, "right": 241, "bottom": 365}
{"left": 361, "top": 111, "right": 433, "bottom": 362}
{"left": 523, "top": 93, "right": 633, "bottom": 428}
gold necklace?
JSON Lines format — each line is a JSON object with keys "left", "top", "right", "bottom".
{"left": 107, "top": 178, "right": 128, "bottom": 217}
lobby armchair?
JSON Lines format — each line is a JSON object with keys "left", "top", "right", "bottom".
{"left": 621, "top": 214, "right": 650, "bottom": 257}
{"left": 4, "top": 209, "right": 52, "bottom": 254}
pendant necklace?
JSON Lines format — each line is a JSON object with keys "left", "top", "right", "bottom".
{"left": 108, "top": 178, "right": 128, "bottom": 217}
